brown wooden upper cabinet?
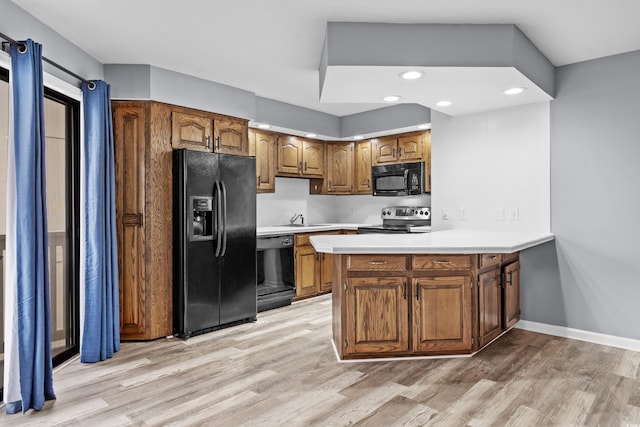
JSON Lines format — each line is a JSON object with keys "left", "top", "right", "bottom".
{"left": 372, "top": 130, "right": 430, "bottom": 165}
{"left": 326, "top": 142, "right": 354, "bottom": 194}
{"left": 171, "top": 106, "right": 249, "bottom": 156}
{"left": 171, "top": 109, "right": 213, "bottom": 152}
{"left": 276, "top": 135, "right": 324, "bottom": 177}
{"left": 354, "top": 140, "right": 372, "bottom": 194}
{"left": 249, "top": 128, "right": 276, "bottom": 193}
{"left": 214, "top": 116, "right": 249, "bottom": 155}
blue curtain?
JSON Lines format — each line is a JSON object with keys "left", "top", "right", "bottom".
{"left": 80, "top": 80, "right": 120, "bottom": 363}
{"left": 3, "top": 39, "right": 56, "bottom": 414}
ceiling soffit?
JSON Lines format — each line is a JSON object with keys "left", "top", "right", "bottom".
{"left": 320, "top": 23, "right": 555, "bottom": 116}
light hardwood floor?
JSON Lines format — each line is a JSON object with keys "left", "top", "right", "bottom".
{"left": 2, "top": 294, "right": 640, "bottom": 426}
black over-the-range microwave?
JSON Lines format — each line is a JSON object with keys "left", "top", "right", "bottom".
{"left": 371, "top": 161, "right": 427, "bottom": 196}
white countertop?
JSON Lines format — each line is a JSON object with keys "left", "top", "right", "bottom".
{"left": 310, "top": 229, "right": 554, "bottom": 254}
{"left": 257, "top": 223, "right": 361, "bottom": 237}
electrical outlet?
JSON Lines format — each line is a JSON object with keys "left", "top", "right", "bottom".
{"left": 509, "top": 208, "right": 519, "bottom": 221}
{"left": 460, "top": 207, "right": 468, "bottom": 220}
{"left": 496, "top": 207, "right": 504, "bottom": 221}
{"left": 441, "top": 208, "right": 450, "bottom": 220}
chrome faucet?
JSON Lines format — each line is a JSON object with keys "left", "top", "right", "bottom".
{"left": 289, "top": 213, "right": 304, "bottom": 225}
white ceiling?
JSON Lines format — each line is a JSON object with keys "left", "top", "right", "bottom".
{"left": 12, "top": 0, "right": 640, "bottom": 117}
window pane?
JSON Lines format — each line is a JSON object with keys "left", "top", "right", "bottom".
{"left": 44, "top": 96, "right": 75, "bottom": 359}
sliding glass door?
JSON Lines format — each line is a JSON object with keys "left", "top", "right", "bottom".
{"left": 0, "top": 67, "right": 80, "bottom": 400}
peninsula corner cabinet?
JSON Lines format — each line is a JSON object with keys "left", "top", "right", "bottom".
{"left": 113, "top": 101, "right": 173, "bottom": 340}
{"left": 332, "top": 252, "right": 520, "bottom": 359}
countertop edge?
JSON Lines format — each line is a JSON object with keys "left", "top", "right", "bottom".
{"left": 310, "top": 232, "right": 555, "bottom": 254}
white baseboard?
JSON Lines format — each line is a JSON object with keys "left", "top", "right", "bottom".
{"left": 516, "top": 320, "right": 640, "bottom": 352}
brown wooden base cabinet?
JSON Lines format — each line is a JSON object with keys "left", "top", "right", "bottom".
{"left": 294, "top": 231, "right": 342, "bottom": 300}
{"left": 332, "top": 252, "right": 520, "bottom": 359}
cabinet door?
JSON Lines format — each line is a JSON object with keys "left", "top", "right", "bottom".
{"left": 372, "top": 137, "right": 398, "bottom": 165}
{"left": 355, "top": 141, "right": 372, "bottom": 194}
{"left": 318, "top": 252, "right": 333, "bottom": 293}
{"left": 503, "top": 261, "right": 521, "bottom": 329}
{"left": 214, "top": 117, "right": 249, "bottom": 155}
{"left": 413, "top": 276, "right": 472, "bottom": 353}
{"left": 277, "top": 136, "right": 302, "bottom": 175}
{"left": 346, "top": 276, "right": 409, "bottom": 354}
{"left": 114, "top": 105, "right": 147, "bottom": 338}
{"left": 302, "top": 140, "right": 325, "bottom": 177}
{"left": 478, "top": 268, "right": 502, "bottom": 347}
{"left": 423, "top": 130, "right": 431, "bottom": 193}
{"left": 171, "top": 110, "right": 213, "bottom": 152}
{"left": 253, "top": 130, "right": 276, "bottom": 193}
{"left": 398, "top": 133, "right": 423, "bottom": 162}
{"left": 295, "top": 245, "right": 317, "bottom": 298}
{"left": 326, "top": 143, "right": 353, "bottom": 194}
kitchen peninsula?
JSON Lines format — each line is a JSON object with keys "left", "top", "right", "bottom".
{"left": 310, "top": 230, "right": 554, "bottom": 360}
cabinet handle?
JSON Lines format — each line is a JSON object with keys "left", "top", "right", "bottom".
{"left": 415, "top": 281, "right": 419, "bottom": 300}
{"left": 304, "top": 161, "right": 308, "bottom": 171}
{"left": 399, "top": 147, "right": 403, "bottom": 156}
{"left": 206, "top": 135, "right": 211, "bottom": 149}
{"left": 299, "top": 161, "right": 303, "bottom": 173}
{"left": 433, "top": 260, "right": 452, "bottom": 265}
{"left": 368, "top": 260, "right": 387, "bottom": 265}
{"left": 257, "top": 175, "right": 261, "bottom": 186}
{"left": 216, "top": 135, "right": 221, "bottom": 149}
{"left": 138, "top": 213, "right": 144, "bottom": 227}
{"left": 392, "top": 148, "right": 396, "bottom": 158}
{"left": 403, "top": 282, "right": 407, "bottom": 299}
{"left": 507, "top": 271, "right": 513, "bottom": 286}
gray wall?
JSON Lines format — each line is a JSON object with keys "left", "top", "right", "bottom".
{"left": 255, "top": 96, "right": 340, "bottom": 137}
{"left": 0, "top": 0, "right": 103, "bottom": 85}
{"left": 341, "top": 104, "right": 431, "bottom": 138}
{"left": 523, "top": 49, "right": 640, "bottom": 340}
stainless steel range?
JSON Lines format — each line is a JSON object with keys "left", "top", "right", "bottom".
{"left": 357, "top": 206, "right": 431, "bottom": 234}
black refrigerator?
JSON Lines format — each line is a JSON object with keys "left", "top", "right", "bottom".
{"left": 173, "top": 149, "right": 257, "bottom": 339}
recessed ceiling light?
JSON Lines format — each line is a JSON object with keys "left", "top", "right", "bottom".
{"left": 257, "top": 123, "right": 271, "bottom": 129}
{"left": 400, "top": 71, "right": 423, "bottom": 80}
{"left": 436, "top": 100, "right": 452, "bottom": 107}
{"left": 305, "top": 133, "right": 317, "bottom": 138}
{"left": 353, "top": 135, "right": 364, "bottom": 140}
{"left": 417, "top": 123, "right": 431, "bottom": 130}
{"left": 383, "top": 95, "right": 401, "bottom": 102}
{"left": 503, "top": 87, "right": 526, "bottom": 95}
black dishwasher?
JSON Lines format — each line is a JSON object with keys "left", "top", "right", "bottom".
{"left": 256, "top": 234, "right": 296, "bottom": 312}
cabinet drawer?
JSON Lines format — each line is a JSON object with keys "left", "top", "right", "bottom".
{"left": 295, "top": 234, "right": 312, "bottom": 246}
{"left": 347, "top": 255, "right": 408, "bottom": 271}
{"left": 479, "top": 254, "right": 501, "bottom": 269}
{"left": 295, "top": 231, "right": 340, "bottom": 247}
{"left": 412, "top": 255, "right": 471, "bottom": 271}
{"left": 502, "top": 252, "right": 519, "bottom": 264}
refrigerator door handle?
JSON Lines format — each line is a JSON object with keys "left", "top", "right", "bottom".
{"left": 220, "top": 180, "right": 228, "bottom": 256}
{"left": 214, "top": 180, "right": 223, "bottom": 257}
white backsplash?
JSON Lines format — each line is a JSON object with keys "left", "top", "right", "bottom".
{"left": 256, "top": 177, "right": 431, "bottom": 227}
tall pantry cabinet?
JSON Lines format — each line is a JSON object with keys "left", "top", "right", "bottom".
{"left": 113, "top": 101, "right": 173, "bottom": 340}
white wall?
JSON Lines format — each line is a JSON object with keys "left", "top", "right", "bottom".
{"left": 256, "top": 177, "right": 431, "bottom": 227}
{"left": 431, "top": 102, "right": 550, "bottom": 232}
